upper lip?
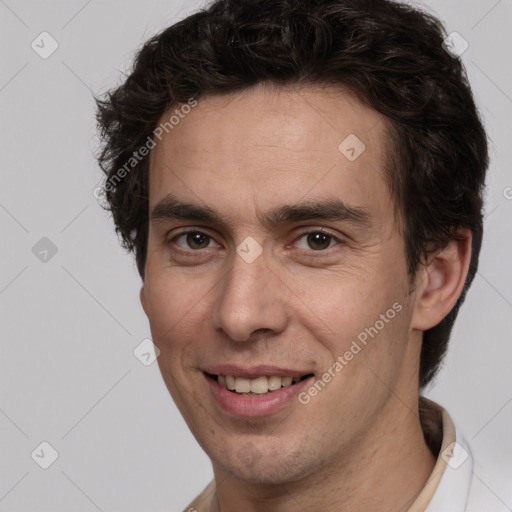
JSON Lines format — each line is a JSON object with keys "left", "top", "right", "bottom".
{"left": 203, "top": 364, "right": 314, "bottom": 379}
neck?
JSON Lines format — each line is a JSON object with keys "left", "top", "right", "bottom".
{"left": 211, "top": 394, "right": 436, "bottom": 512}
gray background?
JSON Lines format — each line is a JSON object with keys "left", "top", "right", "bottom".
{"left": 1, "top": 0, "right": 511, "bottom": 510}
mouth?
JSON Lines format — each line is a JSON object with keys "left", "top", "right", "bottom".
{"left": 202, "top": 364, "right": 317, "bottom": 417}
{"left": 204, "top": 372, "right": 315, "bottom": 396}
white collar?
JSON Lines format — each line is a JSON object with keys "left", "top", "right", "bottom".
{"left": 425, "top": 429, "right": 474, "bottom": 511}
{"left": 408, "top": 397, "right": 474, "bottom": 512}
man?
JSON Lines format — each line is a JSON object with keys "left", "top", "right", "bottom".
{"left": 95, "top": 0, "right": 504, "bottom": 510}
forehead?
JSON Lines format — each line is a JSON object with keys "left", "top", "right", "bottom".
{"left": 148, "top": 83, "right": 393, "bottom": 227}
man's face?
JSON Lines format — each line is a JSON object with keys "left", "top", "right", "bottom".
{"left": 141, "top": 84, "right": 422, "bottom": 484}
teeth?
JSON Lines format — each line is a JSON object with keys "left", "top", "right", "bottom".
{"left": 235, "top": 377, "right": 251, "bottom": 393}
{"left": 226, "top": 375, "right": 236, "bottom": 390}
{"left": 268, "top": 376, "right": 282, "bottom": 391}
{"left": 281, "top": 376, "right": 293, "bottom": 386}
{"left": 217, "top": 375, "right": 301, "bottom": 394}
{"left": 250, "top": 376, "right": 268, "bottom": 394}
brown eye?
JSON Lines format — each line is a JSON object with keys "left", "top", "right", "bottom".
{"left": 185, "top": 232, "right": 211, "bottom": 249}
{"left": 171, "top": 231, "right": 216, "bottom": 251}
{"left": 187, "top": 232, "right": 210, "bottom": 249}
{"left": 294, "top": 231, "right": 338, "bottom": 251}
{"left": 306, "top": 232, "right": 332, "bottom": 250}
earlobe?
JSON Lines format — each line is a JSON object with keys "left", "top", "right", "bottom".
{"left": 411, "top": 230, "right": 472, "bottom": 331}
{"left": 140, "top": 285, "right": 149, "bottom": 316}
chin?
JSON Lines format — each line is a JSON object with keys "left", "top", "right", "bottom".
{"left": 213, "top": 440, "right": 318, "bottom": 486}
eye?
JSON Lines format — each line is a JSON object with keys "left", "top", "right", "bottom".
{"left": 295, "top": 230, "right": 340, "bottom": 251}
{"left": 168, "top": 228, "right": 342, "bottom": 255}
{"left": 171, "top": 230, "right": 218, "bottom": 251}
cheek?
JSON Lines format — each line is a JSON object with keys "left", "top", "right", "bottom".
{"left": 294, "top": 269, "right": 390, "bottom": 338}
{"left": 299, "top": 267, "right": 411, "bottom": 378}
{"left": 143, "top": 271, "right": 211, "bottom": 352}
{"left": 144, "top": 274, "right": 213, "bottom": 408}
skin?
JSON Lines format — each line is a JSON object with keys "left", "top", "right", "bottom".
{"left": 140, "top": 83, "right": 472, "bottom": 512}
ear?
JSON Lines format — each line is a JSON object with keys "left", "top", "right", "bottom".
{"left": 411, "top": 229, "right": 472, "bottom": 331}
{"left": 140, "top": 285, "right": 149, "bottom": 316}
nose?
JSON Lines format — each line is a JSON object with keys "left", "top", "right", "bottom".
{"left": 211, "top": 246, "right": 290, "bottom": 343}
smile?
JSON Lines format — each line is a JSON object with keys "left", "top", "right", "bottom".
{"left": 204, "top": 372, "right": 316, "bottom": 417}
{"left": 206, "top": 373, "right": 314, "bottom": 395}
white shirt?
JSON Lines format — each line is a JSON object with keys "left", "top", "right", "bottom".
{"left": 183, "top": 398, "right": 511, "bottom": 511}
{"left": 421, "top": 400, "right": 511, "bottom": 512}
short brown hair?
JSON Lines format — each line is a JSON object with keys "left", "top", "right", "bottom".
{"left": 95, "top": 0, "right": 489, "bottom": 389}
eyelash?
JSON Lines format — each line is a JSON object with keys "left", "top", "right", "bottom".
{"left": 168, "top": 228, "right": 343, "bottom": 256}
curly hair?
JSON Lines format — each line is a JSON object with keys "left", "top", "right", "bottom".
{"left": 95, "top": 0, "right": 489, "bottom": 389}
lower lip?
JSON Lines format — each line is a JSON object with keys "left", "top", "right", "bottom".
{"left": 205, "top": 373, "right": 314, "bottom": 417}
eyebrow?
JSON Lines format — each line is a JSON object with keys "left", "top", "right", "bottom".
{"left": 150, "top": 194, "right": 372, "bottom": 231}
